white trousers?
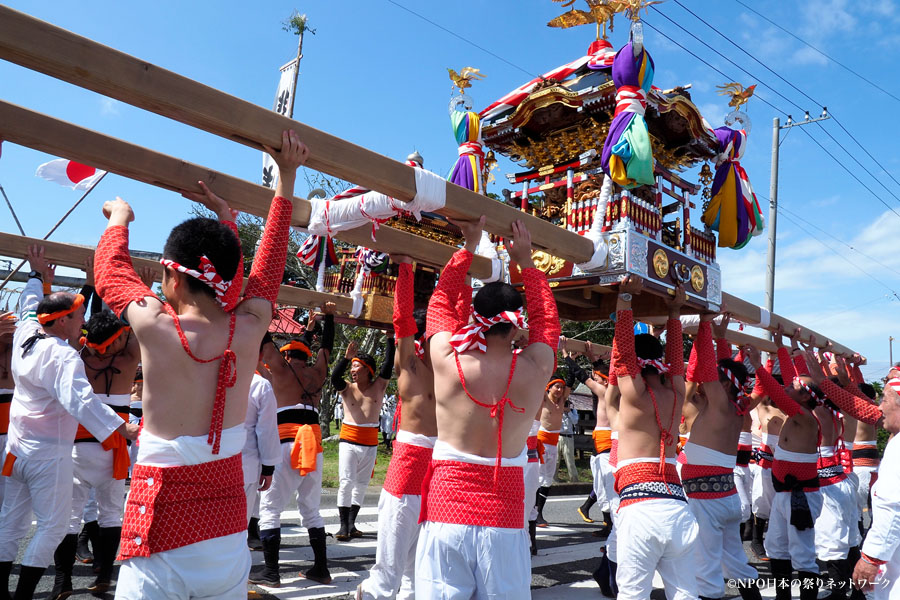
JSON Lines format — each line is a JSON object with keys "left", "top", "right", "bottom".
{"left": 114, "top": 532, "right": 250, "bottom": 599}
{"left": 815, "top": 480, "right": 856, "bottom": 561}
{"left": 750, "top": 465, "right": 775, "bottom": 519}
{"left": 0, "top": 434, "right": 7, "bottom": 508}
{"left": 414, "top": 521, "right": 530, "bottom": 600}
{"left": 734, "top": 465, "right": 753, "bottom": 523}
{"left": 338, "top": 442, "right": 377, "bottom": 507}
{"left": 0, "top": 455, "right": 74, "bottom": 567}
{"left": 538, "top": 444, "right": 558, "bottom": 488}
{"left": 258, "top": 443, "right": 324, "bottom": 530}
{"left": 687, "top": 494, "right": 758, "bottom": 597}
{"left": 558, "top": 435, "right": 578, "bottom": 481}
{"left": 764, "top": 490, "right": 824, "bottom": 572}
{"left": 524, "top": 461, "right": 540, "bottom": 523}
{"left": 591, "top": 452, "right": 613, "bottom": 512}
{"left": 856, "top": 466, "right": 877, "bottom": 515}
{"left": 359, "top": 490, "right": 421, "bottom": 600}
{"left": 69, "top": 443, "right": 127, "bottom": 532}
{"left": 615, "top": 498, "right": 699, "bottom": 600}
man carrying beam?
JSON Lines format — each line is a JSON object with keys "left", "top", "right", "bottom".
{"left": 535, "top": 373, "right": 567, "bottom": 527}
{"left": 358, "top": 255, "right": 436, "bottom": 600}
{"left": 0, "top": 310, "right": 15, "bottom": 510}
{"left": 94, "top": 130, "right": 306, "bottom": 599}
{"left": 0, "top": 246, "right": 138, "bottom": 600}
{"left": 331, "top": 338, "right": 395, "bottom": 541}
{"left": 251, "top": 304, "right": 336, "bottom": 587}
{"left": 418, "top": 217, "right": 559, "bottom": 598}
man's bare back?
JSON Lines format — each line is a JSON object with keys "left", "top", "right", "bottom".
{"left": 395, "top": 334, "right": 436, "bottom": 437}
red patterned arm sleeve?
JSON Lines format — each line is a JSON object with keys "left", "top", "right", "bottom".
{"left": 752, "top": 358, "right": 774, "bottom": 396}
{"left": 716, "top": 338, "right": 732, "bottom": 361}
{"left": 686, "top": 321, "right": 717, "bottom": 383}
{"left": 793, "top": 354, "right": 810, "bottom": 377}
{"left": 756, "top": 367, "right": 803, "bottom": 418}
{"left": 393, "top": 263, "right": 418, "bottom": 340}
{"left": 612, "top": 310, "right": 639, "bottom": 378}
{"left": 219, "top": 220, "right": 243, "bottom": 312}
{"left": 852, "top": 365, "right": 865, "bottom": 383}
{"left": 820, "top": 379, "right": 881, "bottom": 425}
{"left": 777, "top": 348, "right": 796, "bottom": 382}
{"left": 244, "top": 196, "right": 292, "bottom": 306}
{"left": 426, "top": 249, "right": 474, "bottom": 338}
{"left": 608, "top": 352, "right": 618, "bottom": 387}
{"left": 665, "top": 318, "right": 684, "bottom": 377}
{"left": 94, "top": 225, "right": 154, "bottom": 318}
{"left": 522, "top": 268, "right": 560, "bottom": 351}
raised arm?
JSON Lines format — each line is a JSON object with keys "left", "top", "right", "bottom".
{"left": 804, "top": 349, "right": 881, "bottom": 425}
{"left": 392, "top": 258, "right": 419, "bottom": 368}
{"left": 687, "top": 315, "right": 718, "bottom": 384}
{"left": 510, "top": 220, "right": 560, "bottom": 369}
{"left": 713, "top": 314, "right": 732, "bottom": 361}
{"left": 330, "top": 341, "right": 356, "bottom": 393}
{"left": 378, "top": 337, "right": 396, "bottom": 382}
{"left": 425, "top": 217, "right": 481, "bottom": 340}
{"left": 18, "top": 246, "right": 48, "bottom": 320}
{"left": 745, "top": 345, "right": 804, "bottom": 418}
{"left": 773, "top": 326, "right": 797, "bottom": 382}
{"left": 664, "top": 288, "right": 686, "bottom": 388}
{"left": 611, "top": 275, "right": 644, "bottom": 399}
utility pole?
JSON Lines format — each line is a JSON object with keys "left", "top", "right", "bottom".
{"left": 891, "top": 336, "right": 894, "bottom": 367}
{"left": 765, "top": 109, "right": 830, "bottom": 337}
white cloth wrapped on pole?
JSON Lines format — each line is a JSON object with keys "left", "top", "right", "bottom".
{"left": 575, "top": 176, "right": 611, "bottom": 272}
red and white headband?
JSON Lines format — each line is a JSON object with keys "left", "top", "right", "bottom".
{"left": 449, "top": 308, "right": 527, "bottom": 354}
{"left": 160, "top": 256, "right": 233, "bottom": 310}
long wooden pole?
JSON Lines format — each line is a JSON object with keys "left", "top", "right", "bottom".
{"left": 0, "top": 100, "right": 494, "bottom": 280}
{"left": 0, "top": 231, "right": 355, "bottom": 314}
{"left": 0, "top": 6, "right": 595, "bottom": 264}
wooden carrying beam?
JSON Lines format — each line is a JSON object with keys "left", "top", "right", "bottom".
{"left": 0, "top": 6, "right": 595, "bottom": 264}
{"left": 681, "top": 325, "right": 778, "bottom": 355}
{"left": 514, "top": 329, "right": 612, "bottom": 357}
{"left": 0, "top": 231, "right": 354, "bottom": 313}
{"left": 0, "top": 100, "right": 494, "bottom": 281}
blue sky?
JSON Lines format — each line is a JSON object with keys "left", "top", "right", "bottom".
{"left": 0, "top": 0, "right": 898, "bottom": 379}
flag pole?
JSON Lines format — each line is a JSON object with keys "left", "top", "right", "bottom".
{"left": 0, "top": 183, "right": 26, "bottom": 235}
{"left": 0, "top": 172, "right": 107, "bottom": 293}
{"left": 289, "top": 28, "right": 304, "bottom": 121}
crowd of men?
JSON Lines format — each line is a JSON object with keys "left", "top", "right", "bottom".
{"left": 0, "top": 130, "right": 897, "bottom": 600}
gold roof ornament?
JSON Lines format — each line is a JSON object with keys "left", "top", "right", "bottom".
{"left": 716, "top": 82, "right": 756, "bottom": 109}
{"left": 547, "top": 0, "right": 619, "bottom": 39}
{"left": 447, "top": 67, "right": 486, "bottom": 94}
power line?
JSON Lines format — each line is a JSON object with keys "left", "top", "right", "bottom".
{"left": 732, "top": 0, "right": 900, "bottom": 106}
{"left": 804, "top": 294, "right": 892, "bottom": 327}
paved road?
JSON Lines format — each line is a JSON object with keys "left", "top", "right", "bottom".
{"left": 8, "top": 488, "right": 844, "bottom": 598}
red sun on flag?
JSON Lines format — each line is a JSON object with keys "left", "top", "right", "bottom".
{"left": 35, "top": 158, "right": 107, "bottom": 191}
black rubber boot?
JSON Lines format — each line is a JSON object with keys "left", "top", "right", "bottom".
{"left": 349, "top": 504, "right": 363, "bottom": 538}
{"left": 0, "top": 561, "right": 11, "bottom": 600}
{"left": 769, "top": 559, "right": 793, "bottom": 600}
{"left": 335, "top": 506, "right": 351, "bottom": 541}
{"left": 699, "top": 596, "right": 723, "bottom": 600}
{"left": 741, "top": 519, "right": 753, "bottom": 541}
{"left": 88, "top": 526, "right": 121, "bottom": 593}
{"left": 528, "top": 520, "right": 537, "bottom": 556}
{"left": 750, "top": 516, "right": 768, "bottom": 561}
{"left": 858, "top": 519, "right": 866, "bottom": 542}
{"left": 535, "top": 486, "right": 549, "bottom": 527}
{"left": 76, "top": 520, "right": 98, "bottom": 564}
{"left": 248, "top": 529, "right": 281, "bottom": 588}
{"left": 247, "top": 517, "right": 263, "bottom": 551}
{"left": 594, "top": 511, "right": 612, "bottom": 538}
{"left": 50, "top": 533, "right": 77, "bottom": 600}
{"left": 577, "top": 492, "right": 597, "bottom": 523}
{"left": 13, "top": 565, "right": 46, "bottom": 600}
{"left": 738, "top": 582, "right": 763, "bottom": 600}
{"left": 301, "top": 527, "right": 332, "bottom": 584}
{"left": 592, "top": 552, "right": 613, "bottom": 597}
{"left": 798, "top": 571, "right": 820, "bottom": 600}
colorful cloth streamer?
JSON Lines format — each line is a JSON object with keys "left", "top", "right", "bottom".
{"left": 700, "top": 127, "right": 764, "bottom": 249}
{"left": 448, "top": 110, "right": 484, "bottom": 193}
{"left": 296, "top": 234, "right": 337, "bottom": 270}
{"left": 356, "top": 247, "right": 389, "bottom": 274}
{"left": 601, "top": 42, "right": 655, "bottom": 189}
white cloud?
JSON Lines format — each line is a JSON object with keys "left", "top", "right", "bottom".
{"left": 698, "top": 102, "right": 727, "bottom": 129}
{"left": 100, "top": 98, "right": 120, "bottom": 117}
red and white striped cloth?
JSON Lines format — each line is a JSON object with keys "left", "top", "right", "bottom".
{"left": 448, "top": 309, "right": 527, "bottom": 354}
{"left": 159, "top": 256, "right": 232, "bottom": 308}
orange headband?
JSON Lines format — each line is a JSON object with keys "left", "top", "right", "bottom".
{"left": 546, "top": 378, "right": 566, "bottom": 390}
{"left": 280, "top": 341, "right": 312, "bottom": 357}
{"left": 37, "top": 294, "right": 85, "bottom": 325}
{"left": 352, "top": 357, "right": 375, "bottom": 377}
{"left": 80, "top": 326, "right": 130, "bottom": 355}
{"left": 594, "top": 371, "right": 609, "bottom": 382}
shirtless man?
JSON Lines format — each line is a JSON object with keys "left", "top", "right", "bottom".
{"left": 594, "top": 350, "right": 622, "bottom": 598}
{"left": 535, "top": 373, "right": 566, "bottom": 527}
{"left": 331, "top": 338, "right": 395, "bottom": 541}
{"left": 418, "top": 217, "right": 559, "bottom": 598}
{"left": 681, "top": 315, "right": 762, "bottom": 600}
{"left": 94, "top": 130, "right": 306, "bottom": 599}
{"left": 0, "top": 247, "right": 138, "bottom": 600}
{"left": 848, "top": 357, "right": 879, "bottom": 536}
{"left": 0, "top": 310, "right": 15, "bottom": 509}
{"left": 358, "top": 255, "right": 436, "bottom": 600}
{"left": 50, "top": 298, "right": 143, "bottom": 598}
{"left": 252, "top": 304, "right": 335, "bottom": 587}
{"left": 610, "top": 276, "right": 698, "bottom": 600}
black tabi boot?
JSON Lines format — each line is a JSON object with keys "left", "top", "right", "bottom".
{"left": 528, "top": 520, "right": 538, "bottom": 556}
{"left": 798, "top": 571, "right": 821, "bottom": 600}
{"left": 858, "top": 519, "right": 866, "bottom": 541}
{"left": 88, "top": 526, "right": 121, "bottom": 593}
{"left": 50, "top": 533, "right": 77, "bottom": 600}
{"left": 335, "top": 506, "right": 352, "bottom": 542}
{"left": 0, "top": 561, "right": 11, "bottom": 600}
{"left": 769, "top": 559, "right": 793, "bottom": 600}
{"left": 750, "top": 516, "right": 768, "bottom": 561}
{"left": 12, "top": 565, "right": 46, "bottom": 600}
{"left": 595, "top": 511, "right": 612, "bottom": 538}
{"left": 577, "top": 491, "right": 596, "bottom": 523}
{"left": 737, "top": 582, "right": 763, "bottom": 600}
{"left": 301, "top": 527, "right": 332, "bottom": 584}
{"left": 75, "top": 521, "right": 98, "bottom": 564}
{"left": 592, "top": 552, "right": 614, "bottom": 597}
{"left": 349, "top": 504, "right": 363, "bottom": 538}
{"left": 741, "top": 519, "right": 753, "bottom": 541}
{"left": 248, "top": 529, "right": 281, "bottom": 588}
{"left": 535, "top": 487, "right": 549, "bottom": 527}
{"left": 247, "top": 516, "right": 263, "bottom": 551}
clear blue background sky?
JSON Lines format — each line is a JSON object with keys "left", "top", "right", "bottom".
{"left": 0, "top": 0, "right": 898, "bottom": 379}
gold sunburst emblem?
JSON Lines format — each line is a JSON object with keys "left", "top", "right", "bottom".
{"left": 652, "top": 249, "right": 669, "bottom": 278}
{"left": 690, "top": 265, "right": 704, "bottom": 292}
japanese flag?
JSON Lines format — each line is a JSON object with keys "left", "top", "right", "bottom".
{"left": 35, "top": 159, "right": 106, "bottom": 191}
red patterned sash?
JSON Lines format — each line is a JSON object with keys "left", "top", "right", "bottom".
{"left": 419, "top": 460, "right": 524, "bottom": 529}
{"left": 383, "top": 440, "right": 433, "bottom": 498}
